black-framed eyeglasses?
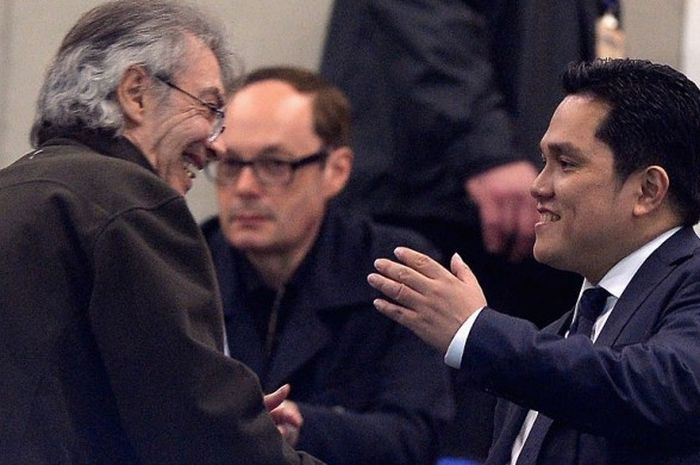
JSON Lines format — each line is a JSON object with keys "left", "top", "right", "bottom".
{"left": 154, "top": 75, "right": 225, "bottom": 143}
{"left": 205, "top": 148, "right": 329, "bottom": 187}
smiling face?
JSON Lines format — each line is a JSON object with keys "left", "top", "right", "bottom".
{"left": 531, "top": 94, "right": 645, "bottom": 282}
{"left": 217, "top": 79, "right": 350, "bottom": 264}
{"left": 122, "top": 35, "right": 226, "bottom": 194}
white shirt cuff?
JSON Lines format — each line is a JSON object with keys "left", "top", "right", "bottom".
{"left": 444, "top": 307, "right": 484, "bottom": 368}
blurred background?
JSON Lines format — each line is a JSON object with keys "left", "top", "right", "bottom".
{"left": 0, "top": 0, "right": 698, "bottom": 222}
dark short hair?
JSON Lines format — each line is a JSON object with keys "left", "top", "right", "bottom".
{"left": 240, "top": 66, "right": 351, "bottom": 148}
{"left": 563, "top": 59, "right": 700, "bottom": 225}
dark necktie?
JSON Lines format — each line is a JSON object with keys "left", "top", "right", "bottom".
{"left": 515, "top": 287, "right": 610, "bottom": 465}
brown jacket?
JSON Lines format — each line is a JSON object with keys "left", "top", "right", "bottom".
{"left": 0, "top": 133, "right": 322, "bottom": 465}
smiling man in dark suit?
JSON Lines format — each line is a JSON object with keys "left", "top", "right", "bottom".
{"left": 368, "top": 58, "right": 700, "bottom": 464}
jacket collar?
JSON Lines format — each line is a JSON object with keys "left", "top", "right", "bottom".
{"left": 202, "top": 207, "right": 384, "bottom": 389}
{"left": 204, "top": 206, "right": 380, "bottom": 314}
{"left": 595, "top": 226, "right": 699, "bottom": 346}
{"left": 547, "top": 227, "right": 700, "bottom": 342}
{"left": 40, "top": 129, "right": 155, "bottom": 174}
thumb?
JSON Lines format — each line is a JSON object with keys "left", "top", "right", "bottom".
{"left": 450, "top": 253, "right": 488, "bottom": 310}
{"left": 450, "top": 253, "right": 475, "bottom": 282}
{"left": 264, "top": 384, "right": 291, "bottom": 412}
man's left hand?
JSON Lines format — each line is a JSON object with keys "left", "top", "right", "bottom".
{"left": 367, "top": 247, "right": 486, "bottom": 353}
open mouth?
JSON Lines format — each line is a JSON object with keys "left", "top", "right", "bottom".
{"left": 183, "top": 161, "right": 196, "bottom": 179}
{"left": 539, "top": 211, "right": 561, "bottom": 223}
{"left": 182, "top": 152, "right": 205, "bottom": 179}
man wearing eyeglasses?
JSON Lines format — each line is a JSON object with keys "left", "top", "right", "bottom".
{"left": 201, "top": 66, "right": 453, "bottom": 465}
{"left": 0, "top": 2, "right": 324, "bottom": 464}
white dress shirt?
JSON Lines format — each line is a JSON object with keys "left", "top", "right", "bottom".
{"left": 443, "top": 226, "right": 681, "bottom": 464}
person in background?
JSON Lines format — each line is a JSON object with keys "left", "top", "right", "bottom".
{"left": 369, "top": 58, "right": 700, "bottom": 464}
{"left": 0, "top": 1, "right": 322, "bottom": 464}
{"left": 202, "top": 65, "right": 453, "bottom": 465}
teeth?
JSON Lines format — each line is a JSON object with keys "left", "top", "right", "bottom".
{"left": 183, "top": 161, "right": 196, "bottom": 179}
{"left": 541, "top": 212, "right": 560, "bottom": 222}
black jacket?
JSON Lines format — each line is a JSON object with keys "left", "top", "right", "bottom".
{"left": 203, "top": 208, "right": 454, "bottom": 465}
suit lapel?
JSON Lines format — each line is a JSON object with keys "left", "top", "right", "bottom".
{"left": 596, "top": 227, "right": 698, "bottom": 346}
{"left": 263, "top": 305, "right": 334, "bottom": 391}
{"left": 487, "top": 311, "right": 574, "bottom": 464}
{"left": 487, "top": 404, "right": 530, "bottom": 465}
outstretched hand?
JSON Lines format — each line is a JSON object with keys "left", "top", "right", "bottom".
{"left": 367, "top": 247, "right": 486, "bottom": 353}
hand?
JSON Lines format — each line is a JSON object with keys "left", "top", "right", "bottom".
{"left": 264, "top": 384, "right": 303, "bottom": 447}
{"left": 465, "top": 160, "right": 539, "bottom": 261}
{"left": 367, "top": 247, "right": 486, "bottom": 353}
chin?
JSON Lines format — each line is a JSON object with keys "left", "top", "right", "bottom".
{"left": 532, "top": 242, "right": 556, "bottom": 267}
{"left": 229, "top": 237, "right": 269, "bottom": 252}
{"left": 165, "top": 174, "right": 191, "bottom": 195}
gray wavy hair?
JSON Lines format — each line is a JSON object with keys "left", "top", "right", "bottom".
{"left": 31, "top": 0, "right": 239, "bottom": 146}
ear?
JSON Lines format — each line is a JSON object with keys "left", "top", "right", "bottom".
{"left": 322, "top": 146, "right": 353, "bottom": 199}
{"left": 116, "top": 66, "right": 150, "bottom": 126}
{"left": 632, "top": 165, "right": 670, "bottom": 217}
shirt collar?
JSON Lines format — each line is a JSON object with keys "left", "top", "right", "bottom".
{"left": 580, "top": 226, "right": 682, "bottom": 298}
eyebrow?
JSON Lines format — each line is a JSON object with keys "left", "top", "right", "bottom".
{"left": 198, "top": 86, "right": 225, "bottom": 107}
{"left": 544, "top": 142, "right": 586, "bottom": 159}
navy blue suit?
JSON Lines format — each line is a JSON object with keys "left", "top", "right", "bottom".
{"left": 458, "top": 227, "right": 700, "bottom": 464}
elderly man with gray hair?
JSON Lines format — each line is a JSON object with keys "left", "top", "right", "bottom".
{"left": 0, "top": 1, "right": 322, "bottom": 464}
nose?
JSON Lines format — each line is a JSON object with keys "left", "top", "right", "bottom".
{"left": 231, "top": 165, "right": 263, "bottom": 196}
{"left": 530, "top": 165, "right": 553, "bottom": 200}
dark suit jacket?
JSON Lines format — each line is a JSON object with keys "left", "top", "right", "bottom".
{"left": 461, "top": 227, "right": 700, "bottom": 464}
{"left": 321, "top": 0, "right": 520, "bottom": 225}
{"left": 0, "top": 132, "right": 321, "bottom": 465}
{"left": 467, "top": 0, "right": 599, "bottom": 163}
{"left": 203, "top": 209, "right": 454, "bottom": 465}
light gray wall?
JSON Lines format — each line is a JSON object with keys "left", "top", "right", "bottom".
{"left": 683, "top": 0, "right": 700, "bottom": 83}
{"left": 624, "top": 0, "right": 685, "bottom": 67}
{"left": 0, "top": 1, "right": 689, "bottom": 221}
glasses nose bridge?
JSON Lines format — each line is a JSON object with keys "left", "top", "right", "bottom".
{"left": 232, "top": 162, "right": 266, "bottom": 191}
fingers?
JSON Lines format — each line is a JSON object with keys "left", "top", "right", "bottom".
{"left": 368, "top": 247, "right": 448, "bottom": 306}
{"left": 263, "top": 383, "right": 290, "bottom": 412}
{"left": 449, "top": 253, "right": 472, "bottom": 282}
{"left": 509, "top": 204, "right": 537, "bottom": 262}
{"left": 370, "top": 295, "right": 418, "bottom": 326}
{"left": 268, "top": 399, "right": 303, "bottom": 447}
{"left": 392, "top": 246, "right": 449, "bottom": 280}
{"left": 277, "top": 423, "right": 300, "bottom": 447}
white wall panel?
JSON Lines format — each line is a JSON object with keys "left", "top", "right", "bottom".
{"left": 0, "top": 0, "right": 684, "bottom": 221}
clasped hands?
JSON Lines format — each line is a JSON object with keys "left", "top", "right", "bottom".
{"left": 264, "top": 384, "right": 303, "bottom": 446}
{"left": 367, "top": 247, "right": 487, "bottom": 353}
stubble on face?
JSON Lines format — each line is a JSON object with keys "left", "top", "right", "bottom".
{"left": 532, "top": 95, "right": 633, "bottom": 281}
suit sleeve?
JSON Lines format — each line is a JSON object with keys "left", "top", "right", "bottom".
{"left": 369, "top": 0, "right": 526, "bottom": 180}
{"left": 462, "top": 270, "right": 700, "bottom": 446}
{"left": 88, "top": 197, "right": 323, "bottom": 465}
